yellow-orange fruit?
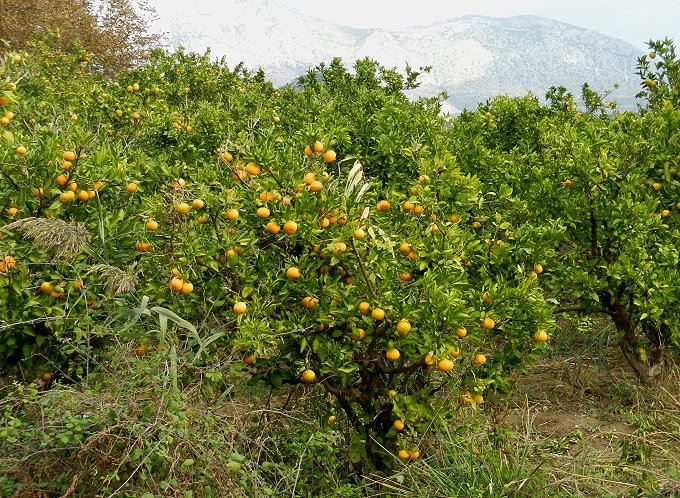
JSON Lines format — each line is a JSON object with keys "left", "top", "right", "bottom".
{"left": 438, "top": 358, "right": 454, "bottom": 372}
{"left": 385, "top": 348, "right": 400, "bottom": 361}
{"left": 283, "top": 220, "right": 298, "bottom": 234}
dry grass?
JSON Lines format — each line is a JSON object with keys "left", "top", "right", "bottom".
{"left": 86, "top": 264, "right": 138, "bottom": 295}
{"left": 3, "top": 217, "right": 91, "bottom": 259}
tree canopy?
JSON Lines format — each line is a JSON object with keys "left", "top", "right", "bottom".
{"left": 0, "top": 0, "right": 160, "bottom": 70}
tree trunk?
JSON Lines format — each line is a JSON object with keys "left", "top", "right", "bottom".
{"left": 612, "top": 312, "right": 667, "bottom": 382}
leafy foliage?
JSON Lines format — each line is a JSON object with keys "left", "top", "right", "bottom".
{"left": 0, "top": 32, "right": 679, "bottom": 487}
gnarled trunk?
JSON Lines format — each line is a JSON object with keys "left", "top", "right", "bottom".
{"left": 610, "top": 303, "right": 667, "bottom": 382}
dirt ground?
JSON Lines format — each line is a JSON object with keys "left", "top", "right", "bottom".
{"left": 501, "top": 355, "right": 680, "bottom": 495}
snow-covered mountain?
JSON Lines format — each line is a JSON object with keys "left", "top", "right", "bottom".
{"left": 149, "top": 0, "right": 643, "bottom": 112}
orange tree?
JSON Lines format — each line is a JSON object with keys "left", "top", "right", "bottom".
{"left": 452, "top": 41, "right": 680, "bottom": 381}
{"left": 0, "top": 43, "right": 558, "bottom": 471}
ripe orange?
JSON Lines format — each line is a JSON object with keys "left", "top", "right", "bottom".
{"left": 393, "top": 420, "right": 405, "bottom": 431}
{"left": 170, "top": 277, "right": 184, "bottom": 291}
{"left": 376, "top": 200, "right": 391, "bottom": 211}
{"left": 245, "top": 162, "right": 260, "bottom": 175}
{"left": 233, "top": 301, "right": 247, "bottom": 314}
{"left": 34, "top": 188, "right": 45, "bottom": 198}
{"left": 472, "top": 394, "right": 484, "bottom": 405}
{"left": 301, "top": 369, "right": 316, "bottom": 382}
{"left": 63, "top": 151, "right": 76, "bottom": 162}
{"left": 533, "top": 330, "right": 549, "bottom": 342}
{"left": 399, "top": 242, "right": 411, "bottom": 255}
{"left": 398, "top": 449, "right": 410, "bottom": 459}
{"left": 403, "top": 201, "right": 414, "bottom": 211}
{"left": 134, "top": 346, "right": 146, "bottom": 356}
{"left": 472, "top": 221, "right": 482, "bottom": 229}
{"left": 176, "top": 203, "right": 191, "bottom": 214}
{"left": 181, "top": 281, "right": 193, "bottom": 294}
{"left": 396, "top": 319, "right": 411, "bottom": 335}
{"left": 385, "top": 348, "right": 400, "bottom": 361}
{"left": 303, "top": 172, "right": 316, "bottom": 185}
{"left": 41, "top": 372, "right": 54, "bottom": 382}
{"left": 73, "top": 280, "right": 83, "bottom": 290}
{"left": 285, "top": 267, "right": 301, "bottom": 279}
{"left": 482, "top": 317, "right": 495, "bottom": 329}
{"left": 652, "top": 183, "right": 662, "bottom": 191}
{"left": 309, "top": 180, "right": 323, "bottom": 192}
{"left": 244, "top": 355, "right": 255, "bottom": 365}
{"left": 266, "top": 221, "right": 280, "bottom": 234}
{"left": 353, "top": 228, "right": 366, "bottom": 239}
{"left": 40, "top": 281, "right": 54, "bottom": 294}
{"left": 56, "top": 174, "right": 69, "bottom": 186}
{"left": 304, "top": 146, "right": 313, "bottom": 156}
{"left": 323, "top": 149, "right": 336, "bottom": 162}
{"left": 7, "top": 207, "right": 18, "bottom": 216}
{"left": 474, "top": 353, "right": 487, "bottom": 364}
{"left": 226, "top": 208, "right": 240, "bottom": 220}
{"left": 438, "top": 358, "right": 454, "bottom": 372}
{"left": 399, "top": 272, "right": 412, "bottom": 282}
{"left": 76, "top": 190, "right": 89, "bottom": 201}
{"left": 313, "top": 141, "right": 324, "bottom": 153}
{"left": 371, "top": 308, "right": 385, "bottom": 320}
{"left": 145, "top": 220, "right": 159, "bottom": 231}
{"left": 358, "top": 301, "right": 370, "bottom": 314}
{"left": 232, "top": 170, "right": 247, "bottom": 181}
{"left": 423, "top": 354, "right": 437, "bottom": 367}
{"left": 534, "top": 263, "right": 543, "bottom": 274}
{"left": 407, "top": 251, "right": 418, "bottom": 260}
{"left": 305, "top": 297, "right": 319, "bottom": 309}
{"left": 662, "top": 209, "right": 670, "bottom": 217}
{"left": 67, "top": 182, "right": 78, "bottom": 192}
{"left": 257, "top": 207, "right": 270, "bottom": 218}
{"left": 283, "top": 220, "right": 298, "bottom": 234}
{"left": 59, "top": 191, "right": 75, "bottom": 203}
{"left": 16, "top": 146, "right": 27, "bottom": 155}
{"left": 351, "top": 328, "right": 366, "bottom": 340}
{"left": 192, "top": 199, "right": 204, "bottom": 210}
{"left": 328, "top": 415, "right": 336, "bottom": 423}
{"left": 413, "top": 205, "right": 424, "bottom": 215}
{"left": 93, "top": 181, "right": 103, "bottom": 190}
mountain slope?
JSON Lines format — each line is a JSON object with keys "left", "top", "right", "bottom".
{"left": 149, "top": 0, "right": 643, "bottom": 112}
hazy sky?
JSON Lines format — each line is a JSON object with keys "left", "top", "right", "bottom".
{"left": 280, "top": 0, "right": 678, "bottom": 50}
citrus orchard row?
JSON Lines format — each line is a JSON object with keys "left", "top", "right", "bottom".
{"left": 1, "top": 37, "right": 679, "bottom": 470}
